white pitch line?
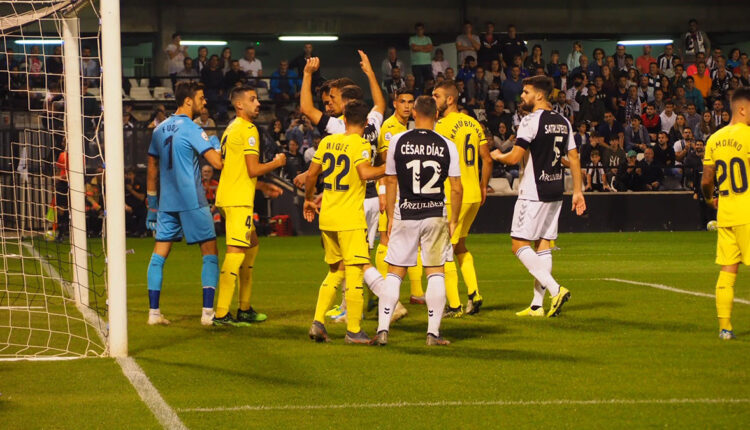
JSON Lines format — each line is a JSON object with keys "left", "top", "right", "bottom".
{"left": 601, "top": 278, "right": 750, "bottom": 305}
{"left": 117, "top": 356, "right": 188, "bottom": 430}
{"left": 177, "top": 397, "right": 750, "bottom": 413}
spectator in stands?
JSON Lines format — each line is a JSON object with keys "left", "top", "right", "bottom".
{"left": 668, "top": 112, "right": 689, "bottom": 144}
{"left": 456, "top": 21, "right": 480, "bottom": 66}
{"left": 431, "top": 48, "right": 450, "bottom": 79}
{"left": 720, "top": 110, "right": 730, "bottom": 128}
{"left": 580, "top": 129, "right": 608, "bottom": 166}
{"left": 614, "top": 150, "right": 640, "bottom": 191}
{"left": 381, "top": 47, "right": 404, "bottom": 83}
{"left": 124, "top": 168, "right": 146, "bottom": 237}
{"left": 554, "top": 64, "right": 571, "bottom": 92}
{"left": 613, "top": 44, "right": 628, "bottom": 73}
{"left": 123, "top": 111, "right": 135, "bottom": 147}
{"left": 577, "top": 84, "right": 604, "bottom": 127}
{"left": 606, "top": 133, "right": 627, "bottom": 178}
{"left": 164, "top": 33, "right": 188, "bottom": 81}
{"left": 194, "top": 108, "right": 216, "bottom": 136}
{"left": 658, "top": 44, "right": 679, "bottom": 78}
{"left": 456, "top": 80, "right": 469, "bottom": 107}
{"left": 684, "top": 138, "right": 706, "bottom": 192}
{"left": 493, "top": 121, "right": 514, "bottom": 152}
{"left": 404, "top": 74, "right": 419, "bottom": 98}
{"left": 269, "top": 118, "right": 286, "bottom": 148}
{"left": 641, "top": 104, "right": 661, "bottom": 141}
{"left": 636, "top": 45, "right": 655, "bottom": 75}
{"left": 284, "top": 139, "right": 306, "bottom": 179}
{"left": 573, "top": 55, "right": 595, "bottom": 83}
{"left": 597, "top": 111, "right": 624, "bottom": 147}
{"left": 478, "top": 22, "right": 500, "bottom": 69}
{"left": 85, "top": 166, "right": 104, "bottom": 236}
{"left": 599, "top": 65, "right": 616, "bottom": 96}
{"left": 566, "top": 73, "right": 586, "bottom": 114}
{"left": 303, "top": 136, "right": 319, "bottom": 166}
{"left": 502, "top": 64, "right": 523, "bottom": 110}
{"left": 626, "top": 68, "right": 639, "bottom": 89}
{"left": 624, "top": 115, "right": 650, "bottom": 152}
{"left": 638, "top": 147, "right": 664, "bottom": 191}
{"left": 686, "top": 53, "right": 708, "bottom": 77}
{"left": 727, "top": 49, "right": 742, "bottom": 70}
{"left": 270, "top": 60, "right": 299, "bottom": 102}
{"left": 624, "top": 55, "right": 637, "bottom": 78}
{"left": 385, "top": 66, "right": 406, "bottom": 102}
{"left": 673, "top": 126, "right": 695, "bottom": 168}
{"left": 591, "top": 48, "right": 606, "bottom": 77}
{"left": 683, "top": 76, "right": 705, "bottom": 112}
{"left": 223, "top": 59, "right": 245, "bottom": 92}
{"left": 652, "top": 131, "right": 679, "bottom": 180}
{"left": 444, "top": 67, "right": 456, "bottom": 81}
{"left": 24, "top": 45, "right": 44, "bottom": 88}
{"left": 711, "top": 63, "right": 732, "bottom": 102}
{"left": 195, "top": 46, "right": 209, "bottom": 74}
{"left": 500, "top": 24, "right": 526, "bottom": 69}
{"left": 457, "top": 56, "right": 477, "bottom": 86}
{"left": 738, "top": 65, "right": 750, "bottom": 87}
{"left": 692, "top": 62, "right": 712, "bottom": 100}
{"left": 487, "top": 99, "right": 512, "bottom": 136}
{"left": 624, "top": 85, "right": 642, "bottom": 123}
{"left": 660, "top": 100, "right": 677, "bottom": 132}
{"left": 286, "top": 115, "right": 319, "bottom": 152}
{"left": 468, "top": 67, "right": 488, "bottom": 108}
{"left": 220, "top": 47, "right": 232, "bottom": 74}
{"left": 683, "top": 19, "right": 710, "bottom": 65}
{"left": 239, "top": 46, "right": 262, "bottom": 78}
{"left": 201, "top": 55, "right": 226, "bottom": 118}
{"left": 553, "top": 91, "right": 574, "bottom": 124}
{"left": 709, "top": 99, "right": 724, "bottom": 128}
{"left": 486, "top": 59, "right": 504, "bottom": 88}
{"left": 585, "top": 149, "right": 610, "bottom": 192}
{"left": 694, "top": 110, "right": 715, "bottom": 141}
{"left": 574, "top": 122, "right": 590, "bottom": 151}
{"left": 176, "top": 57, "right": 200, "bottom": 83}
{"left": 524, "top": 44, "right": 545, "bottom": 75}
{"left": 45, "top": 46, "right": 63, "bottom": 84}
{"left": 148, "top": 107, "right": 166, "bottom": 129}
{"left": 647, "top": 62, "right": 662, "bottom": 91}
{"left": 545, "top": 50, "right": 561, "bottom": 77}
{"left": 566, "top": 41, "right": 583, "bottom": 71}
{"left": 652, "top": 88, "right": 666, "bottom": 113}
{"left": 410, "top": 23, "right": 434, "bottom": 92}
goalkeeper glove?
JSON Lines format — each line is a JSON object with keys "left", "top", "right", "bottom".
{"left": 146, "top": 193, "right": 158, "bottom": 231}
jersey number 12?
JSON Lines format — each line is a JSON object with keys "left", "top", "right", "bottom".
{"left": 406, "top": 159, "right": 441, "bottom": 194}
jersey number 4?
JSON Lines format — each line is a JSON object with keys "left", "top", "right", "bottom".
{"left": 321, "top": 153, "right": 350, "bottom": 191}
{"left": 406, "top": 159, "right": 441, "bottom": 194}
{"left": 716, "top": 157, "right": 748, "bottom": 195}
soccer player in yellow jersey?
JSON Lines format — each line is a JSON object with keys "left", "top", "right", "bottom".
{"left": 212, "top": 86, "right": 286, "bottom": 326}
{"left": 701, "top": 87, "right": 750, "bottom": 340}
{"left": 432, "top": 80, "right": 493, "bottom": 317}
{"left": 304, "top": 100, "right": 386, "bottom": 344}
{"left": 376, "top": 89, "right": 426, "bottom": 304}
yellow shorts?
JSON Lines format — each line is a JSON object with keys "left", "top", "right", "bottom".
{"left": 321, "top": 229, "right": 370, "bottom": 266}
{"left": 716, "top": 223, "right": 750, "bottom": 266}
{"left": 378, "top": 211, "right": 388, "bottom": 232}
{"left": 222, "top": 206, "right": 255, "bottom": 248}
{"left": 447, "top": 202, "right": 481, "bottom": 244}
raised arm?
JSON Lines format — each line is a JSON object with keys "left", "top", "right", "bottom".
{"left": 300, "top": 57, "right": 323, "bottom": 125}
{"left": 359, "top": 50, "right": 386, "bottom": 115}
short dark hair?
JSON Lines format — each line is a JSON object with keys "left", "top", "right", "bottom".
{"left": 245, "top": 46, "right": 255, "bottom": 51}
{"left": 331, "top": 78, "right": 356, "bottom": 90}
{"left": 658, "top": 131, "right": 669, "bottom": 139}
{"left": 590, "top": 149, "right": 600, "bottom": 157}
{"left": 434, "top": 80, "right": 459, "bottom": 99}
{"left": 320, "top": 79, "right": 334, "bottom": 94}
{"left": 174, "top": 81, "right": 204, "bottom": 107}
{"left": 415, "top": 22, "right": 424, "bottom": 29}
{"left": 688, "top": 18, "right": 697, "bottom": 25}
{"left": 172, "top": 32, "right": 180, "bottom": 39}
{"left": 394, "top": 87, "right": 415, "bottom": 99}
{"left": 413, "top": 95, "right": 437, "bottom": 118}
{"left": 343, "top": 100, "right": 369, "bottom": 127}
{"left": 229, "top": 85, "right": 255, "bottom": 103}
{"left": 731, "top": 87, "right": 750, "bottom": 104}
{"left": 340, "top": 85, "right": 364, "bottom": 101}
{"left": 522, "top": 75, "right": 554, "bottom": 96}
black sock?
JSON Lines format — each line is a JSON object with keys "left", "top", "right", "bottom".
{"left": 531, "top": 305, "right": 541, "bottom": 311}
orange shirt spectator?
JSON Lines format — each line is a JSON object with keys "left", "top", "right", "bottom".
{"left": 691, "top": 63, "right": 712, "bottom": 98}
{"left": 635, "top": 45, "right": 655, "bottom": 75}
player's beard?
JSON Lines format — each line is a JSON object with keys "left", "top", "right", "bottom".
{"left": 437, "top": 100, "right": 448, "bottom": 117}
{"left": 520, "top": 100, "right": 535, "bottom": 112}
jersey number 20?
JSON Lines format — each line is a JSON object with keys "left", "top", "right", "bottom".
{"left": 406, "top": 159, "right": 441, "bottom": 194}
{"left": 716, "top": 157, "right": 748, "bottom": 195}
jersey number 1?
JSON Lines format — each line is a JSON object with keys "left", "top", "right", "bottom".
{"left": 164, "top": 136, "right": 173, "bottom": 169}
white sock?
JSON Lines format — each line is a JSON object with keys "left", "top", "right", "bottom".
{"left": 364, "top": 266, "right": 384, "bottom": 297}
{"left": 516, "top": 246, "right": 560, "bottom": 296}
{"left": 425, "top": 273, "right": 446, "bottom": 337}
{"left": 202, "top": 307, "right": 214, "bottom": 315}
{"left": 149, "top": 308, "right": 160, "bottom": 316}
{"left": 531, "top": 250, "right": 552, "bottom": 307}
{"left": 378, "top": 273, "right": 401, "bottom": 333}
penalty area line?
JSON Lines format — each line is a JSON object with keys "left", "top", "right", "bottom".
{"left": 601, "top": 278, "right": 750, "bottom": 305}
{"left": 177, "top": 397, "right": 750, "bottom": 413}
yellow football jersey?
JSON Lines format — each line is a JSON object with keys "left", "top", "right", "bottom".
{"left": 704, "top": 122, "right": 750, "bottom": 227}
{"left": 435, "top": 111, "right": 487, "bottom": 204}
{"left": 377, "top": 114, "right": 408, "bottom": 155}
{"left": 312, "top": 133, "right": 372, "bottom": 231}
{"left": 216, "top": 117, "right": 259, "bottom": 208}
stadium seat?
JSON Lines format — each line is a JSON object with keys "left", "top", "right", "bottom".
{"left": 152, "top": 86, "right": 172, "bottom": 100}
{"left": 128, "top": 78, "right": 140, "bottom": 89}
{"left": 489, "top": 177, "right": 513, "bottom": 194}
{"left": 256, "top": 87, "right": 270, "bottom": 101}
{"left": 129, "top": 87, "right": 153, "bottom": 100}
{"left": 139, "top": 78, "right": 150, "bottom": 88}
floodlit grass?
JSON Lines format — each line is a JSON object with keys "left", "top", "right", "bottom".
{"left": 2, "top": 232, "right": 749, "bottom": 429}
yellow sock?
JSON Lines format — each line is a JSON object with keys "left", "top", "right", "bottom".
{"left": 445, "top": 260, "right": 461, "bottom": 308}
{"left": 407, "top": 250, "right": 424, "bottom": 297}
{"left": 376, "top": 243, "right": 388, "bottom": 278}
{"left": 238, "top": 245, "right": 259, "bottom": 311}
{"left": 344, "top": 265, "right": 365, "bottom": 333}
{"left": 716, "top": 270, "right": 736, "bottom": 331}
{"left": 457, "top": 252, "right": 479, "bottom": 298}
{"left": 314, "top": 270, "right": 344, "bottom": 323}
{"left": 216, "top": 252, "right": 245, "bottom": 318}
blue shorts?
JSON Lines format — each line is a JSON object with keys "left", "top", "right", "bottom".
{"left": 155, "top": 207, "right": 216, "bottom": 244}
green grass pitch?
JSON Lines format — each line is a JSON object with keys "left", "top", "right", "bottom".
{"left": 1, "top": 231, "right": 749, "bottom": 429}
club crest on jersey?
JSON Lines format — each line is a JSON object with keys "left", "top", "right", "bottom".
{"left": 248, "top": 136, "right": 257, "bottom": 147}
{"left": 385, "top": 132, "right": 392, "bottom": 141}
{"left": 362, "top": 149, "right": 370, "bottom": 160}
{"left": 201, "top": 131, "right": 209, "bottom": 141}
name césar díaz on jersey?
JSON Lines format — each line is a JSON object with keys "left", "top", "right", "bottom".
{"left": 399, "top": 142, "right": 445, "bottom": 157}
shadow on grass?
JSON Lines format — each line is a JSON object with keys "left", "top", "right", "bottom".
{"left": 393, "top": 344, "right": 585, "bottom": 363}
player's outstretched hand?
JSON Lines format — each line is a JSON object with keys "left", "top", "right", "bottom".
{"left": 358, "top": 50, "right": 374, "bottom": 75}
{"left": 572, "top": 192, "right": 586, "bottom": 216}
{"left": 303, "top": 200, "right": 319, "bottom": 222}
{"left": 304, "top": 57, "right": 320, "bottom": 75}
{"left": 293, "top": 171, "right": 308, "bottom": 188}
{"left": 274, "top": 152, "right": 287, "bottom": 167}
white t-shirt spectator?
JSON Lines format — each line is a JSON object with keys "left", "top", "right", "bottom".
{"left": 659, "top": 110, "right": 676, "bottom": 133}
{"left": 165, "top": 43, "right": 186, "bottom": 75}
{"left": 456, "top": 34, "right": 480, "bottom": 65}
{"left": 239, "top": 58, "right": 263, "bottom": 77}
{"left": 303, "top": 146, "right": 316, "bottom": 165}
{"left": 432, "top": 59, "right": 449, "bottom": 78}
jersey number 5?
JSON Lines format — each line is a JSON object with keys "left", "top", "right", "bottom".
{"left": 552, "top": 136, "right": 563, "bottom": 167}
{"left": 406, "top": 159, "right": 441, "bottom": 194}
{"left": 321, "top": 153, "right": 350, "bottom": 191}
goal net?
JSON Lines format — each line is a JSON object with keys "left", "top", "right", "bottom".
{"left": 0, "top": 0, "right": 113, "bottom": 360}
